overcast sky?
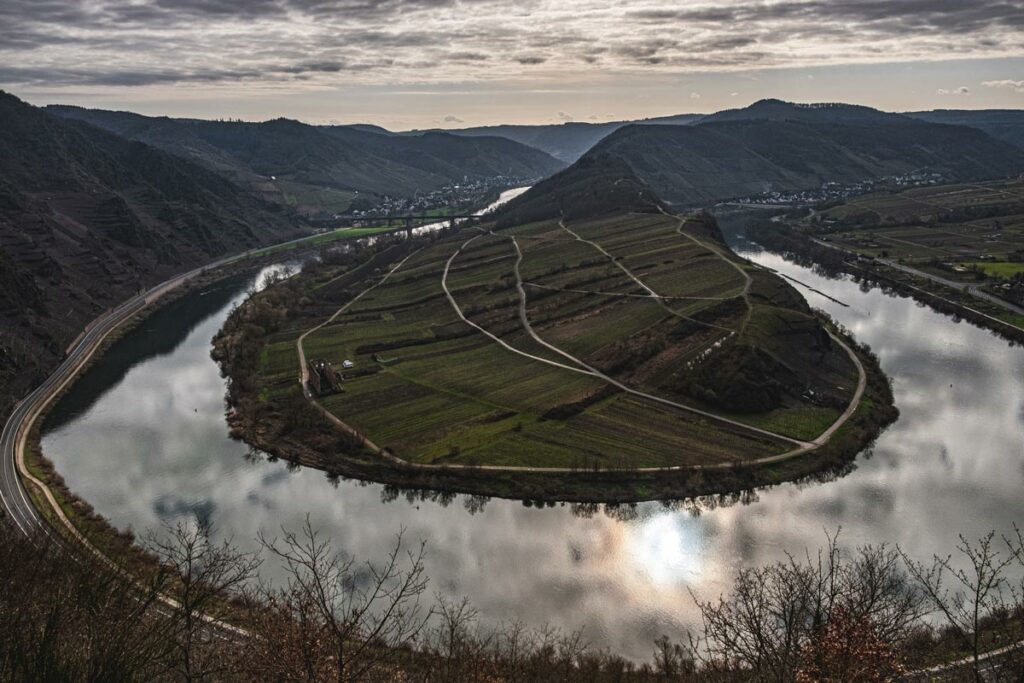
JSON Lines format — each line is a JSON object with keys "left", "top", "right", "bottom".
{"left": 2, "top": 0, "right": 1022, "bottom": 129}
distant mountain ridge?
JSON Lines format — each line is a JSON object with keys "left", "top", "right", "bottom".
{"left": 700, "top": 98, "right": 914, "bottom": 125}
{"left": 905, "top": 109, "right": 1024, "bottom": 150}
{"left": 421, "top": 100, "right": 1024, "bottom": 162}
{"left": 46, "top": 105, "right": 566, "bottom": 215}
{"left": 408, "top": 113, "right": 705, "bottom": 163}
{"left": 578, "top": 101, "right": 1024, "bottom": 206}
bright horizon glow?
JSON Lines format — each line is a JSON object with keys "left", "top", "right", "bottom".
{"left": 2, "top": 1, "right": 1022, "bottom": 129}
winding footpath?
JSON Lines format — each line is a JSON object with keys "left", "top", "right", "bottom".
{"left": 0, "top": 218, "right": 383, "bottom": 536}
{"left": 0, "top": 209, "right": 1011, "bottom": 678}
{"left": 296, "top": 214, "right": 870, "bottom": 473}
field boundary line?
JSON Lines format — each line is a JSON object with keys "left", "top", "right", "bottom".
{"left": 296, "top": 249, "right": 425, "bottom": 451}
{"left": 296, "top": 223, "right": 871, "bottom": 474}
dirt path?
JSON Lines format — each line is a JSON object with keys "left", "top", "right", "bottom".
{"left": 296, "top": 250, "right": 424, "bottom": 451}
{"left": 663, "top": 209, "right": 756, "bottom": 333}
{"left": 294, "top": 216, "right": 871, "bottom": 474}
{"left": 523, "top": 281, "right": 730, "bottom": 301}
{"left": 506, "top": 235, "right": 811, "bottom": 449}
{"left": 559, "top": 218, "right": 738, "bottom": 334}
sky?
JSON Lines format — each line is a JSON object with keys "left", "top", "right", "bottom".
{"left": 1, "top": 0, "right": 1022, "bottom": 129}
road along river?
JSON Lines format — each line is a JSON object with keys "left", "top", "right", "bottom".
{"left": 37, "top": 210, "right": 1024, "bottom": 661}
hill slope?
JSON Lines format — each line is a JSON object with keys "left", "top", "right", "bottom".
{"left": 46, "top": 106, "right": 565, "bottom": 214}
{"left": 700, "top": 98, "right": 913, "bottom": 125}
{"left": 495, "top": 153, "right": 664, "bottom": 226}
{"left": 906, "top": 109, "right": 1024, "bottom": 150}
{"left": 495, "top": 150, "right": 857, "bottom": 417}
{"left": 216, "top": 154, "right": 873, "bottom": 498}
{"left": 432, "top": 101, "right": 1024, "bottom": 166}
{"left": 0, "top": 92, "right": 297, "bottom": 416}
{"left": 581, "top": 109, "right": 1024, "bottom": 206}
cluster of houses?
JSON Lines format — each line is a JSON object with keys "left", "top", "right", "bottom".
{"left": 340, "top": 175, "right": 532, "bottom": 220}
{"left": 733, "top": 172, "right": 947, "bottom": 207}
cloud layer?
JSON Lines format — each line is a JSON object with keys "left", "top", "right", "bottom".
{"left": 2, "top": 0, "right": 1022, "bottom": 90}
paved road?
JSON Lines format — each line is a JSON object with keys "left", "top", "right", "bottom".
{"left": 0, "top": 219, "right": 438, "bottom": 536}
{"left": 882, "top": 258, "right": 1024, "bottom": 317}
{"left": 903, "top": 642, "right": 1024, "bottom": 681}
{"left": 0, "top": 247, "right": 263, "bottom": 537}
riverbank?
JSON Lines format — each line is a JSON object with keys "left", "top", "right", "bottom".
{"left": 744, "top": 215, "right": 1024, "bottom": 345}
{"left": 222, "top": 344, "right": 895, "bottom": 503}
{"left": 14, "top": 254, "right": 307, "bottom": 569}
{"left": 10, "top": 190, "right": 527, "bottom": 558}
{"left": 35, "top": 200, "right": 1024, "bottom": 664}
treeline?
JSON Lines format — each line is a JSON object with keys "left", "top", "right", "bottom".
{"left": 3, "top": 513, "right": 1024, "bottom": 681}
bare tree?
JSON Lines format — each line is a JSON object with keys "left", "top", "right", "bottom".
{"left": 901, "top": 531, "right": 1019, "bottom": 682}
{"left": 0, "top": 524, "right": 177, "bottom": 680}
{"left": 255, "top": 516, "right": 429, "bottom": 682}
{"left": 690, "top": 532, "right": 924, "bottom": 682}
{"left": 146, "top": 522, "right": 261, "bottom": 682}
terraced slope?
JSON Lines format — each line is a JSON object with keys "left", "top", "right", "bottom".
{"left": 249, "top": 208, "right": 858, "bottom": 469}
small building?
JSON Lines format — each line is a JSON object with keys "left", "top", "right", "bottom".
{"left": 308, "top": 359, "right": 342, "bottom": 397}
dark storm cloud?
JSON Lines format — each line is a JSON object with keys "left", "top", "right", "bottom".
{"left": 613, "top": 39, "right": 678, "bottom": 62}
{"left": 0, "top": 56, "right": 395, "bottom": 86}
{"left": 448, "top": 51, "right": 490, "bottom": 62}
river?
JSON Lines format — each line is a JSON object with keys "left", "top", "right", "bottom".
{"left": 39, "top": 208, "right": 1024, "bottom": 661}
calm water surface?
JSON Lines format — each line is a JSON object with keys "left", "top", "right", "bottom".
{"left": 41, "top": 212, "right": 1024, "bottom": 660}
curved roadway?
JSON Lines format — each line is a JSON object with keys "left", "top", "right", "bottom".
{"left": 1, "top": 212, "right": 1007, "bottom": 678}
{"left": 0, "top": 241, "right": 302, "bottom": 536}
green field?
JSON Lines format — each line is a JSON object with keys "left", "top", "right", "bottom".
{"left": 816, "top": 178, "right": 1024, "bottom": 266}
{"left": 256, "top": 211, "right": 860, "bottom": 469}
{"left": 963, "top": 261, "right": 1024, "bottom": 278}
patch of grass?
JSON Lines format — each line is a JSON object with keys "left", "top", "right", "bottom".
{"left": 732, "top": 405, "right": 840, "bottom": 441}
{"left": 252, "top": 225, "right": 401, "bottom": 257}
{"left": 963, "top": 261, "right": 1024, "bottom": 278}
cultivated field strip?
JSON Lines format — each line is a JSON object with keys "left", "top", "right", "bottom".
{"left": 288, "top": 211, "right": 867, "bottom": 469}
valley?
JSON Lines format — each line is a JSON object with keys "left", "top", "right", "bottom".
{"left": 46, "top": 105, "right": 565, "bottom": 217}
{"left": 24, "top": 198, "right": 1024, "bottom": 665}
{"left": 2, "top": 87, "right": 1024, "bottom": 677}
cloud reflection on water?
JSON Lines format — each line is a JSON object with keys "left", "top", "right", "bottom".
{"left": 41, "top": 244, "right": 1024, "bottom": 661}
